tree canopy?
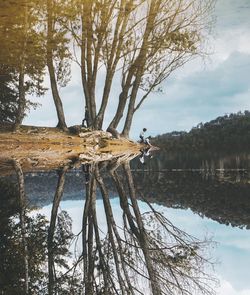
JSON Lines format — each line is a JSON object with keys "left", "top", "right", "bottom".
{"left": 0, "top": 0, "right": 46, "bottom": 127}
{"left": 154, "top": 111, "right": 250, "bottom": 154}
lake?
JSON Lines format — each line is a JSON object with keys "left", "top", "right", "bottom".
{"left": 1, "top": 158, "right": 249, "bottom": 295}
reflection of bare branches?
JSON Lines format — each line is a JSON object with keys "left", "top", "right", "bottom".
{"left": 96, "top": 166, "right": 135, "bottom": 295}
{"left": 123, "top": 162, "right": 216, "bottom": 295}
{"left": 81, "top": 164, "right": 97, "bottom": 294}
{"left": 79, "top": 159, "right": 217, "bottom": 295}
{"left": 82, "top": 163, "right": 115, "bottom": 294}
{"left": 122, "top": 162, "right": 162, "bottom": 294}
{"left": 109, "top": 162, "right": 139, "bottom": 238}
{"left": 96, "top": 163, "right": 215, "bottom": 295}
{"left": 47, "top": 165, "right": 69, "bottom": 295}
{"left": 11, "top": 157, "right": 217, "bottom": 295}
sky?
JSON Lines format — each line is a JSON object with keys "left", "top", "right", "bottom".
{"left": 24, "top": 0, "right": 250, "bottom": 139}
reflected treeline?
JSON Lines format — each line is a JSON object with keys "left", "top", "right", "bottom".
{"left": 136, "top": 151, "right": 250, "bottom": 171}
{"left": 0, "top": 159, "right": 216, "bottom": 295}
{"left": 133, "top": 169, "right": 250, "bottom": 230}
{"left": 0, "top": 174, "right": 79, "bottom": 295}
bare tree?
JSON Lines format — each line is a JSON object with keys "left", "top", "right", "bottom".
{"left": 110, "top": 0, "right": 215, "bottom": 137}
{"left": 71, "top": 0, "right": 214, "bottom": 136}
{"left": 0, "top": 0, "right": 214, "bottom": 134}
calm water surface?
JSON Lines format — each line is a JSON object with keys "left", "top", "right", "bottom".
{"left": 1, "top": 161, "right": 250, "bottom": 295}
{"left": 25, "top": 168, "right": 250, "bottom": 295}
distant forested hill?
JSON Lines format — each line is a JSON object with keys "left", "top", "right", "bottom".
{"left": 153, "top": 111, "right": 250, "bottom": 153}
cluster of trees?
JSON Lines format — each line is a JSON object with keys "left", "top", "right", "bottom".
{"left": 154, "top": 111, "right": 250, "bottom": 153}
{"left": 0, "top": 0, "right": 214, "bottom": 135}
{"left": 0, "top": 178, "right": 80, "bottom": 295}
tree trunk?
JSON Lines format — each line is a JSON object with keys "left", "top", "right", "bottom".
{"left": 14, "top": 70, "right": 26, "bottom": 130}
{"left": 121, "top": 74, "right": 141, "bottom": 137}
{"left": 121, "top": 1, "right": 159, "bottom": 137}
{"left": 94, "top": 1, "right": 130, "bottom": 129}
{"left": 14, "top": 3, "right": 28, "bottom": 131}
{"left": 47, "top": 57, "right": 68, "bottom": 131}
{"left": 47, "top": 0, "right": 68, "bottom": 131}
{"left": 80, "top": 3, "right": 97, "bottom": 128}
{"left": 108, "top": 69, "right": 135, "bottom": 130}
{"left": 94, "top": 73, "right": 113, "bottom": 129}
{"left": 80, "top": 61, "right": 92, "bottom": 127}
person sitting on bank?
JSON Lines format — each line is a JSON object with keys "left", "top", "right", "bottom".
{"left": 139, "top": 128, "right": 147, "bottom": 143}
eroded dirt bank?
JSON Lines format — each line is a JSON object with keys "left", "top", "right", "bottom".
{"left": 0, "top": 125, "right": 141, "bottom": 175}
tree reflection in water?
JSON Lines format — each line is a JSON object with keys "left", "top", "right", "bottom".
{"left": 0, "top": 158, "right": 217, "bottom": 295}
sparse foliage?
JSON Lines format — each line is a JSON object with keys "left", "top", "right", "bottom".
{"left": 71, "top": 0, "right": 214, "bottom": 135}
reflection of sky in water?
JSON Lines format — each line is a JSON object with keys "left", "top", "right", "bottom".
{"left": 37, "top": 197, "right": 250, "bottom": 295}
{"left": 160, "top": 207, "right": 250, "bottom": 295}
